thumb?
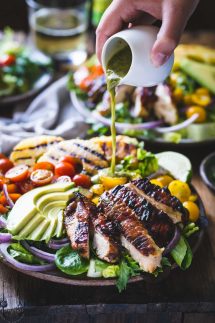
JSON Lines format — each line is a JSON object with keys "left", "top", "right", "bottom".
{"left": 151, "top": 4, "right": 188, "bottom": 67}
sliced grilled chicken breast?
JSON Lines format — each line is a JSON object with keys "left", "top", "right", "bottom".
{"left": 130, "top": 178, "right": 187, "bottom": 224}
{"left": 64, "top": 193, "right": 90, "bottom": 259}
{"left": 100, "top": 191, "right": 163, "bottom": 273}
{"left": 111, "top": 185, "right": 174, "bottom": 247}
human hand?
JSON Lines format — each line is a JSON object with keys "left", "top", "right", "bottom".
{"left": 96, "top": 0, "right": 200, "bottom": 66}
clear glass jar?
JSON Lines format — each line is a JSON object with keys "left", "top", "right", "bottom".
{"left": 26, "top": 0, "right": 88, "bottom": 65}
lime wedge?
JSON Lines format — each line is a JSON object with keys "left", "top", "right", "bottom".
{"left": 156, "top": 151, "right": 192, "bottom": 182}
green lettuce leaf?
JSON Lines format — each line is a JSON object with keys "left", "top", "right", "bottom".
{"left": 171, "top": 236, "right": 192, "bottom": 270}
{"left": 8, "top": 243, "right": 45, "bottom": 265}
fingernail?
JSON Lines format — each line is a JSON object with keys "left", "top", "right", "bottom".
{"left": 152, "top": 53, "right": 169, "bottom": 67}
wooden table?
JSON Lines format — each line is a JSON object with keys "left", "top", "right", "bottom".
{"left": 0, "top": 31, "right": 215, "bottom": 323}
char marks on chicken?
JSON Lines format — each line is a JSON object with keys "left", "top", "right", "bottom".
{"left": 100, "top": 190, "right": 163, "bottom": 273}
{"left": 110, "top": 185, "right": 174, "bottom": 247}
{"left": 64, "top": 192, "right": 120, "bottom": 263}
{"left": 130, "top": 178, "right": 188, "bottom": 224}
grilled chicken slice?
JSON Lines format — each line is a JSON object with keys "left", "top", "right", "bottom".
{"left": 39, "top": 136, "right": 138, "bottom": 174}
{"left": 100, "top": 190, "right": 163, "bottom": 273}
{"left": 92, "top": 213, "right": 120, "bottom": 263}
{"left": 64, "top": 193, "right": 90, "bottom": 259}
{"left": 111, "top": 185, "right": 174, "bottom": 247}
{"left": 130, "top": 178, "right": 187, "bottom": 224}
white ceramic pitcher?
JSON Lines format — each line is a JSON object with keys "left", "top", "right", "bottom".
{"left": 101, "top": 25, "right": 174, "bottom": 87}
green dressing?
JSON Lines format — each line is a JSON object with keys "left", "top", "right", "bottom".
{"left": 106, "top": 45, "right": 132, "bottom": 174}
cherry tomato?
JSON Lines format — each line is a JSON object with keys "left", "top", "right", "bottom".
{"left": 5, "top": 164, "right": 29, "bottom": 182}
{"left": 30, "top": 169, "right": 54, "bottom": 186}
{"left": 56, "top": 176, "right": 72, "bottom": 183}
{"left": 186, "top": 106, "right": 206, "bottom": 123}
{"left": 0, "top": 175, "right": 9, "bottom": 189}
{"left": 0, "top": 153, "right": 7, "bottom": 159}
{"left": 73, "top": 174, "right": 91, "bottom": 188}
{"left": 59, "top": 156, "right": 82, "bottom": 172}
{"left": 9, "top": 193, "right": 22, "bottom": 203}
{"left": 33, "top": 161, "right": 55, "bottom": 172}
{"left": 90, "top": 65, "right": 104, "bottom": 76}
{"left": 183, "top": 201, "right": 200, "bottom": 222}
{"left": 0, "top": 204, "right": 8, "bottom": 214}
{"left": 0, "top": 159, "right": 14, "bottom": 174}
{"left": 0, "top": 195, "right": 7, "bottom": 206}
{"left": 18, "top": 179, "right": 35, "bottom": 194}
{"left": 0, "top": 54, "right": 16, "bottom": 67}
{"left": 55, "top": 162, "right": 75, "bottom": 178}
{"left": 6, "top": 184, "right": 19, "bottom": 193}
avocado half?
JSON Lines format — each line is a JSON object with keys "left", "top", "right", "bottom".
{"left": 7, "top": 182, "right": 76, "bottom": 242}
{"left": 180, "top": 58, "right": 215, "bottom": 95}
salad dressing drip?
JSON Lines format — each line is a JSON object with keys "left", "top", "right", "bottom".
{"left": 106, "top": 45, "right": 132, "bottom": 174}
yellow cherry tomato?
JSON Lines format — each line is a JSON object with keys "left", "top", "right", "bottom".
{"left": 189, "top": 194, "right": 198, "bottom": 202}
{"left": 91, "top": 184, "right": 105, "bottom": 195}
{"left": 186, "top": 106, "right": 206, "bottom": 123}
{"left": 150, "top": 179, "right": 163, "bottom": 187}
{"left": 100, "top": 176, "right": 127, "bottom": 190}
{"left": 173, "top": 88, "right": 183, "bottom": 102}
{"left": 168, "top": 180, "right": 191, "bottom": 203}
{"left": 195, "top": 88, "right": 210, "bottom": 96}
{"left": 92, "top": 196, "right": 100, "bottom": 205}
{"left": 156, "top": 175, "right": 174, "bottom": 187}
{"left": 184, "top": 94, "right": 193, "bottom": 105}
{"left": 191, "top": 94, "right": 211, "bottom": 107}
{"left": 183, "top": 201, "right": 200, "bottom": 222}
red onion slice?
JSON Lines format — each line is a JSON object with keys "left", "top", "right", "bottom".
{"left": 48, "top": 240, "right": 70, "bottom": 250}
{"left": 0, "top": 216, "right": 7, "bottom": 228}
{"left": 0, "top": 243, "right": 55, "bottom": 272}
{"left": 163, "top": 226, "right": 181, "bottom": 256}
{"left": 0, "top": 233, "right": 12, "bottom": 243}
{"left": 2, "top": 184, "right": 14, "bottom": 208}
{"left": 155, "top": 114, "right": 199, "bottom": 134}
{"left": 21, "top": 241, "right": 55, "bottom": 263}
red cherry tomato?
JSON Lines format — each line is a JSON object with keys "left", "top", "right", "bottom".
{"left": 6, "top": 183, "right": 19, "bottom": 193}
{"left": 33, "top": 161, "right": 55, "bottom": 172}
{"left": 0, "top": 54, "right": 16, "bottom": 67}
{"left": 56, "top": 176, "right": 72, "bottom": 183}
{"left": 72, "top": 174, "right": 91, "bottom": 188}
{"left": 5, "top": 164, "right": 29, "bottom": 182}
{"left": 30, "top": 169, "right": 54, "bottom": 186}
{"left": 59, "top": 156, "right": 82, "bottom": 172}
{"left": 18, "top": 179, "right": 35, "bottom": 194}
{"left": 0, "top": 159, "right": 14, "bottom": 174}
{"left": 0, "top": 175, "right": 9, "bottom": 189}
{"left": 9, "top": 193, "right": 22, "bottom": 203}
{"left": 0, "top": 204, "right": 8, "bottom": 214}
{"left": 55, "top": 162, "right": 75, "bottom": 178}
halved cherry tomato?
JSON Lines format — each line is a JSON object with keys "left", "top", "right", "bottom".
{"left": 33, "top": 161, "right": 55, "bottom": 172}
{"left": 55, "top": 162, "right": 75, "bottom": 178}
{"left": 0, "top": 195, "right": 7, "bottom": 205}
{"left": 56, "top": 176, "right": 72, "bottom": 183}
{"left": 0, "top": 204, "right": 8, "bottom": 214}
{"left": 0, "top": 159, "right": 14, "bottom": 174}
{"left": 30, "top": 169, "right": 54, "bottom": 186}
{"left": 73, "top": 174, "right": 91, "bottom": 188}
{"left": 5, "top": 164, "right": 29, "bottom": 182}
{"left": 18, "top": 179, "right": 35, "bottom": 194}
{"left": 6, "top": 184, "right": 19, "bottom": 193}
{"left": 90, "top": 65, "right": 104, "bottom": 76}
{"left": 0, "top": 54, "right": 16, "bottom": 67}
{"left": 9, "top": 193, "right": 22, "bottom": 203}
{"left": 0, "top": 175, "right": 9, "bottom": 189}
{"left": 59, "top": 156, "right": 82, "bottom": 172}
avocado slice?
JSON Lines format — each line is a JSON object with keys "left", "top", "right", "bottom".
{"left": 35, "top": 188, "right": 75, "bottom": 213}
{"left": 33, "top": 182, "right": 74, "bottom": 204}
{"left": 41, "top": 217, "right": 58, "bottom": 243}
{"left": 14, "top": 213, "right": 45, "bottom": 239}
{"left": 43, "top": 201, "right": 67, "bottom": 217}
{"left": 55, "top": 210, "right": 64, "bottom": 238}
{"left": 28, "top": 219, "right": 50, "bottom": 241}
{"left": 180, "top": 58, "right": 215, "bottom": 94}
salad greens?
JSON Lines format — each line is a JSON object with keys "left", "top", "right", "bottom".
{"left": 55, "top": 245, "right": 89, "bottom": 275}
{"left": 171, "top": 236, "right": 192, "bottom": 270}
{"left": 8, "top": 243, "right": 45, "bottom": 265}
{"left": 0, "top": 28, "right": 52, "bottom": 97}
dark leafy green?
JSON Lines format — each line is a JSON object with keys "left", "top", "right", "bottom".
{"left": 55, "top": 245, "right": 89, "bottom": 275}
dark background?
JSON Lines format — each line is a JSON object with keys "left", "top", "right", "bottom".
{"left": 0, "top": 0, "right": 215, "bottom": 32}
